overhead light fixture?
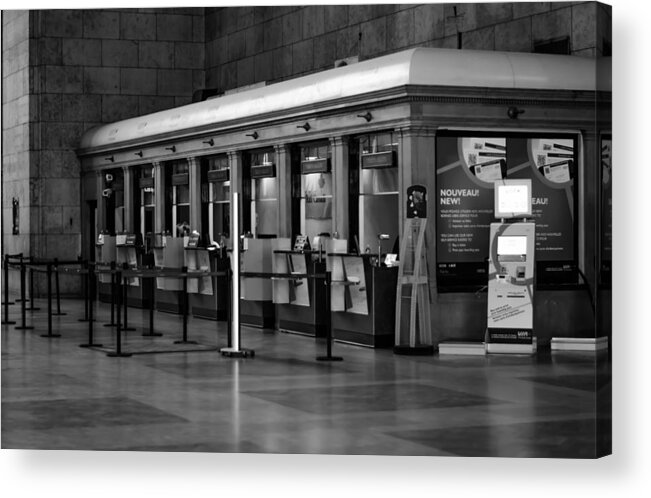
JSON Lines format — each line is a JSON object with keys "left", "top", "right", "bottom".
{"left": 134, "top": 151, "right": 143, "bottom": 157}
{"left": 297, "top": 122, "right": 311, "bottom": 132}
{"left": 165, "top": 145, "right": 176, "bottom": 153}
{"left": 507, "top": 106, "right": 525, "bottom": 119}
{"left": 246, "top": 131, "right": 259, "bottom": 140}
{"left": 105, "top": 156, "right": 114, "bottom": 162}
{"left": 203, "top": 139, "right": 215, "bottom": 146}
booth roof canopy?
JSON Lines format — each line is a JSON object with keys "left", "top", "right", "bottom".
{"left": 78, "top": 47, "right": 608, "bottom": 152}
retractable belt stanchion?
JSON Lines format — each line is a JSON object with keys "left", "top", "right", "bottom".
{"left": 174, "top": 266, "right": 197, "bottom": 345}
{"left": 2, "top": 255, "right": 16, "bottom": 325}
{"left": 78, "top": 259, "right": 93, "bottom": 322}
{"left": 143, "top": 264, "right": 162, "bottom": 337}
{"left": 40, "top": 262, "right": 61, "bottom": 339}
{"left": 14, "top": 255, "right": 29, "bottom": 303}
{"left": 316, "top": 271, "right": 343, "bottom": 362}
{"left": 26, "top": 261, "right": 40, "bottom": 311}
{"left": 103, "top": 261, "right": 117, "bottom": 327}
{"left": 14, "top": 257, "right": 34, "bottom": 330}
{"left": 51, "top": 258, "right": 66, "bottom": 316}
{"left": 107, "top": 267, "right": 131, "bottom": 357}
{"left": 1, "top": 254, "right": 18, "bottom": 306}
{"left": 121, "top": 263, "right": 135, "bottom": 332}
{"left": 80, "top": 262, "right": 102, "bottom": 348}
{"left": 221, "top": 192, "right": 254, "bottom": 358}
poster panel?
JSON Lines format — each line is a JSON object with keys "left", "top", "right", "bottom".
{"left": 435, "top": 133, "right": 578, "bottom": 290}
{"left": 600, "top": 135, "right": 612, "bottom": 286}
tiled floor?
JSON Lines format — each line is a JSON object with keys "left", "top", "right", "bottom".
{"left": 1, "top": 297, "right": 611, "bottom": 457}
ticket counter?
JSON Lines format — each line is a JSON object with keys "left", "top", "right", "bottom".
{"left": 78, "top": 48, "right": 609, "bottom": 347}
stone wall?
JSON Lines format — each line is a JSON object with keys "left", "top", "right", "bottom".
{"left": 204, "top": 3, "right": 610, "bottom": 93}
{"left": 2, "top": 10, "right": 31, "bottom": 258}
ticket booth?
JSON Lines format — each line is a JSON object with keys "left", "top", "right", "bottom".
{"left": 326, "top": 132, "right": 400, "bottom": 348}
{"left": 138, "top": 165, "right": 156, "bottom": 253}
{"left": 239, "top": 149, "right": 277, "bottom": 328}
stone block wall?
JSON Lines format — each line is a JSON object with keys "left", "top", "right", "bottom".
{"left": 205, "top": 3, "right": 611, "bottom": 93}
{"left": 2, "top": 8, "right": 205, "bottom": 294}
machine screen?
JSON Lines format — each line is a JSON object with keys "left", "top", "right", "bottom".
{"left": 495, "top": 183, "right": 531, "bottom": 218}
{"left": 497, "top": 236, "right": 527, "bottom": 257}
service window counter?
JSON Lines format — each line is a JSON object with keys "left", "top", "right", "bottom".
{"left": 184, "top": 234, "right": 229, "bottom": 321}
{"left": 169, "top": 161, "right": 190, "bottom": 236}
{"left": 202, "top": 155, "right": 230, "bottom": 245}
{"left": 153, "top": 234, "right": 185, "bottom": 314}
{"left": 354, "top": 132, "right": 399, "bottom": 255}
{"left": 95, "top": 233, "right": 116, "bottom": 303}
{"left": 247, "top": 150, "right": 278, "bottom": 238}
{"left": 328, "top": 245, "right": 398, "bottom": 348}
{"left": 240, "top": 237, "right": 275, "bottom": 328}
{"left": 272, "top": 237, "right": 328, "bottom": 337}
{"left": 138, "top": 166, "right": 155, "bottom": 253}
{"left": 116, "top": 233, "right": 152, "bottom": 308}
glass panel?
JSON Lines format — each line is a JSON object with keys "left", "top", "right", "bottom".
{"left": 212, "top": 203, "right": 230, "bottom": 239}
{"left": 302, "top": 144, "right": 329, "bottom": 160}
{"left": 143, "top": 188, "right": 154, "bottom": 206}
{"left": 251, "top": 150, "right": 275, "bottom": 166}
{"left": 360, "top": 132, "right": 396, "bottom": 154}
{"left": 211, "top": 182, "right": 230, "bottom": 202}
{"left": 175, "top": 205, "right": 190, "bottom": 236}
{"left": 254, "top": 177, "right": 278, "bottom": 200}
{"left": 208, "top": 156, "right": 229, "bottom": 170}
{"left": 360, "top": 168, "right": 399, "bottom": 194}
{"left": 172, "top": 161, "right": 188, "bottom": 174}
{"left": 175, "top": 185, "right": 189, "bottom": 205}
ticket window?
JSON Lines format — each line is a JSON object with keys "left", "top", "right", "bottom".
{"left": 292, "top": 142, "right": 332, "bottom": 242}
{"left": 356, "top": 132, "right": 399, "bottom": 255}
{"left": 104, "top": 168, "right": 124, "bottom": 235}
{"left": 203, "top": 155, "right": 230, "bottom": 244}
{"left": 167, "top": 160, "right": 190, "bottom": 237}
{"left": 248, "top": 150, "right": 278, "bottom": 238}
{"left": 139, "top": 165, "right": 155, "bottom": 251}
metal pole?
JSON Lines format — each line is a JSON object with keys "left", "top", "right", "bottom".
{"left": 15, "top": 258, "right": 34, "bottom": 330}
{"left": 1, "top": 254, "right": 16, "bottom": 306}
{"left": 2, "top": 256, "right": 16, "bottom": 325}
{"left": 317, "top": 271, "right": 342, "bottom": 362}
{"left": 80, "top": 263, "right": 102, "bottom": 348}
{"left": 40, "top": 263, "right": 61, "bottom": 338}
{"left": 14, "top": 254, "right": 28, "bottom": 302}
{"left": 220, "top": 192, "right": 253, "bottom": 358}
{"left": 26, "top": 265, "right": 40, "bottom": 311}
{"left": 52, "top": 258, "right": 66, "bottom": 316}
{"left": 174, "top": 266, "right": 196, "bottom": 345}
{"left": 107, "top": 269, "right": 131, "bottom": 357}
{"left": 122, "top": 263, "right": 135, "bottom": 332}
{"left": 78, "top": 259, "right": 91, "bottom": 322}
{"left": 104, "top": 262, "right": 116, "bottom": 327}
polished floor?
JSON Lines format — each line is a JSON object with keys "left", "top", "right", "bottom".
{"left": 1, "top": 297, "right": 611, "bottom": 457}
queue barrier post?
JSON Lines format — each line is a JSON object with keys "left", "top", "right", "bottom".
{"left": 26, "top": 262, "right": 40, "bottom": 311}
{"left": 14, "top": 257, "right": 34, "bottom": 330}
{"left": 80, "top": 262, "right": 102, "bottom": 348}
{"left": 2, "top": 255, "right": 16, "bottom": 325}
{"left": 107, "top": 268, "right": 131, "bottom": 357}
{"left": 143, "top": 264, "right": 162, "bottom": 337}
{"left": 103, "top": 262, "right": 117, "bottom": 327}
{"left": 40, "top": 262, "right": 61, "bottom": 339}
{"left": 174, "top": 266, "right": 197, "bottom": 345}
{"left": 122, "top": 263, "right": 135, "bottom": 332}
{"left": 316, "top": 271, "right": 343, "bottom": 362}
{"left": 51, "top": 258, "right": 66, "bottom": 316}
{"left": 14, "top": 255, "right": 29, "bottom": 303}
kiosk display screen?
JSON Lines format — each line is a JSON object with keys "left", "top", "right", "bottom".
{"left": 497, "top": 236, "right": 527, "bottom": 259}
{"left": 495, "top": 181, "right": 531, "bottom": 219}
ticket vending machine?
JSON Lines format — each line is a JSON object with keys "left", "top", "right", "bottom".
{"left": 95, "top": 232, "right": 116, "bottom": 303}
{"left": 486, "top": 179, "right": 536, "bottom": 354}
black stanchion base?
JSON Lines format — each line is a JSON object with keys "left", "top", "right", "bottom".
{"left": 26, "top": 307, "right": 41, "bottom": 311}
{"left": 122, "top": 326, "right": 137, "bottom": 332}
{"left": 79, "top": 343, "right": 103, "bottom": 348}
{"left": 142, "top": 332, "right": 163, "bottom": 337}
{"left": 14, "top": 299, "right": 29, "bottom": 303}
{"left": 78, "top": 318, "right": 96, "bottom": 322}
{"left": 174, "top": 340, "right": 198, "bottom": 345}
{"left": 316, "top": 355, "right": 343, "bottom": 361}
{"left": 393, "top": 345, "right": 435, "bottom": 356}
{"left": 40, "top": 334, "right": 61, "bottom": 338}
{"left": 15, "top": 326, "right": 34, "bottom": 330}
{"left": 52, "top": 312, "right": 67, "bottom": 316}
{"left": 103, "top": 323, "right": 117, "bottom": 327}
{"left": 1, "top": 302, "right": 15, "bottom": 305}
{"left": 2, "top": 320, "right": 17, "bottom": 325}
{"left": 220, "top": 347, "right": 255, "bottom": 358}
{"left": 106, "top": 352, "right": 133, "bottom": 358}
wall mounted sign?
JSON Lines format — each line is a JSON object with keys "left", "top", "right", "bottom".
{"left": 300, "top": 158, "right": 330, "bottom": 174}
{"left": 171, "top": 173, "right": 189, "bottom": 185}
{"left": 207, "top": 169, "right": 230, "bottom": 182}
{"left": 361, "top": 151, "right": 395, "bottom": 169}
{"left": 250, "top": 164, "right": 276, "bottom": 178}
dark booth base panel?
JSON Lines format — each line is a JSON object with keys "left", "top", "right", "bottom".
{"left": 241, "top": 314, "right": 275, "bottom": 329}
{"left": 333, "top": 328, "right": 394, "bottom": 349}
{"left": 192, "top": 307, "right": 227, "bottom": 321}
{"left": 279, "top": 320, "right": 326, "bottom": 338}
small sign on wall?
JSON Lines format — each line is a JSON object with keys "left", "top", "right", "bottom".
{"left": 12, "top": 198, "right": 19, "bottom": 235}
